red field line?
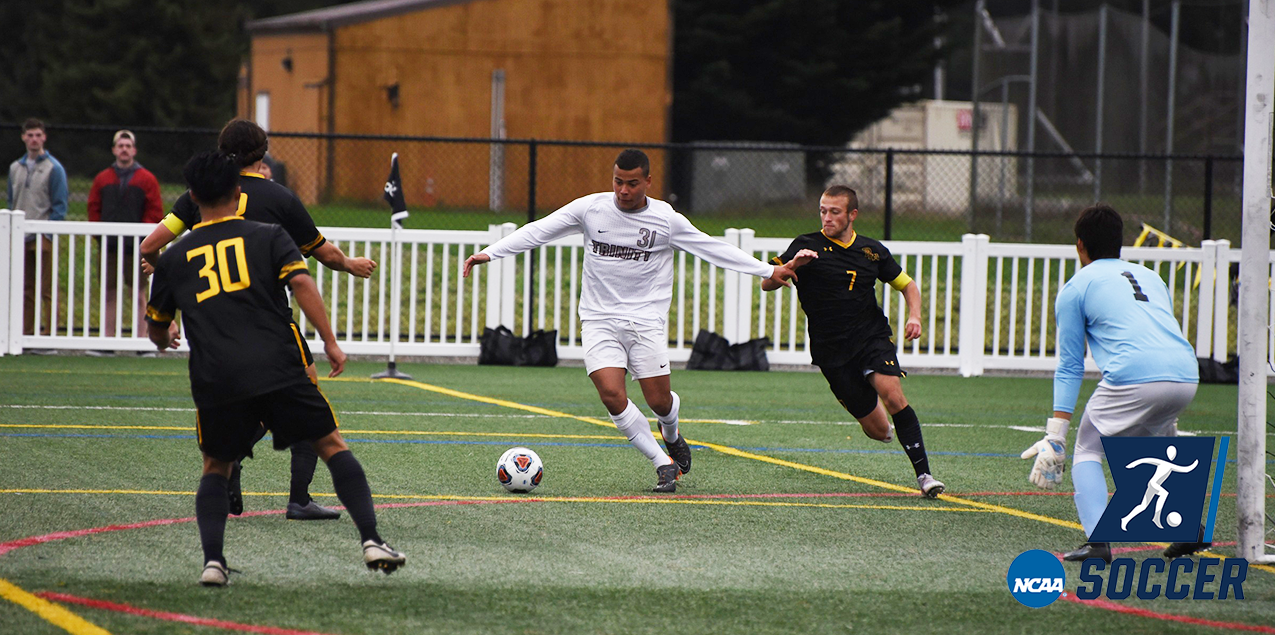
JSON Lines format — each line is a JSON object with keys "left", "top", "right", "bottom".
{"left": 1060, "top": 593, "right": 1275, "bottom": 633}
{"left": 36, "top": 592, "right": 339, "bottom": 635}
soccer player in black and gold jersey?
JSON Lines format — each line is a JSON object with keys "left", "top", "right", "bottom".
{"left": 147, "top": 152, "right": 405, "bottom": 586}
{"left": 140, "top": 119, "right": 377, "bottom": 521}
{"left": 763, "top": 185, "right": 945, "bottom": 498}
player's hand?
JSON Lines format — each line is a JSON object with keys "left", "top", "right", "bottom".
{"left": 1020, "top": 417, "right": 1069, "bottom": 489}
{"left": 141, "top": 260, "right": 155, "bottom": 276}
{"left": 788, "top": 248, "right": 819, "bottom": 268}
{"left": 770, "top": 263, "right": 799, "bottom": 287}
{"left": 324, "top": 341, "right": 347, "bottom": 377}
{"left": 166, "top": 321, "right": 181, "bottom": 349}
{"left": 346, "top": 257, "right": 377, "bottom": 279}
{"left": 463, "top": 253, "right": 491, "bottom": 278}
{"left": 904, "top": 316, "right": 922, "bottom": 341}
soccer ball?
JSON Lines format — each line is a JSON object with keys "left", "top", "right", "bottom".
{"left": 496, "top": 447, "right": 543, "bottom": 493}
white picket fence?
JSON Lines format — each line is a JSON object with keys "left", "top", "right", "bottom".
{"left": 0, "top": 209, "right": 1264, "bottom": 375}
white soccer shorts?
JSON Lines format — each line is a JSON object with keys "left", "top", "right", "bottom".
{"left": 1072, "top": 380, "right": 1198, "bottom": 464}
{"left": 581, "top": 318, "right": 670, "bottom": 379}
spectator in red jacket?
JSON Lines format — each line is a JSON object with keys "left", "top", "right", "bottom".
{"left": 88, "top": 130, "right": 163, "bottom": 351}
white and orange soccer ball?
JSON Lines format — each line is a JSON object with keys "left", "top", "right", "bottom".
{"left": 496, "top": 447, "right": 543, "bottom": 493}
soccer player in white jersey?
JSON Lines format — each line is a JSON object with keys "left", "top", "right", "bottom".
{"left": 464, "top": 149, "right": 802, "bottom": 492}
{"left": 1021, "top": 204, "right": 1201, "bottom": 563}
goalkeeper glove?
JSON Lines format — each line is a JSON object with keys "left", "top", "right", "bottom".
{"left": 1020, "top": 417, "right": 1069, "bottom": 489}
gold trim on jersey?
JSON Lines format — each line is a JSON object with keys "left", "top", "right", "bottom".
{"left": 240, "top": 171, "right": 266, "bottom": 179}
{"left": 193, "top": 216, "right": 245, "bottom": 230}
{"left": 299, "top": 233, "right": 326, "bottom": 256}
{"left": 278, "top": 261, "right": 309, "bottom": 280}
{"left": 195, "top": 411, "right": 203, "bottom": 445}
{"left": 888, "top": 272, "right": 913, "bottom": 292}
{"left": 821, "top": 230, "right": 856, "bottom": 248}
{"left": 770, "top": 255, "right": 784, "bottom": 266}
{"left": 145, "top": 305, "right": 173, "bottom": 323}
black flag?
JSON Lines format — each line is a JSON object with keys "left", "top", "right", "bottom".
{"left": 383, "top": 152, "right": 408, "bottom": 227}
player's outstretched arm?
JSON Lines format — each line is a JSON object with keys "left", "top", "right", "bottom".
{"left": 900, "top": 281, "right": 923, "bottom": 341}
{"left": 288, "top": 273, "right": 346, "bottom": 377}
{"left": 140, "top": 224, "right": 178, "bottom": 274}
{"left": 463, "top": 252, "right": 490, "bottom": 278}
{"left": 311, "top": 241, "right": 377, "bottom": 278}
{"left": 470, "top": 206, "right": 583, "bottom": 279}
{"left": 762, "top": 249, "right": 819, "bottom": 291}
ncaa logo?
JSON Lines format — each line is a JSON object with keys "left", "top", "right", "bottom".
{"left": 1007, "top": 550, "right": 1065, "bottom": 608}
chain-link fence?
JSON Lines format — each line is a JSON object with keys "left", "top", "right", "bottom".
{"left": 2, "top": 123, "right": 1244, "bottom": 245}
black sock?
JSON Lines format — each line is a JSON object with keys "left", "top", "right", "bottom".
{"left": 326, "top": 450, "right": 381, "bottom": 544}
{"left": 196, "top": 473, "right": 230, "bottom": 566}
{"left": 289, "top": 443, "right": 319, "bottom": 506}
{"left": 892, "top": 406, "right": 931, "bottom": 477}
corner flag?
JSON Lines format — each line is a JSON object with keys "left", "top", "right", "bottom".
{"left": 384, "top": 152, "right": 408, "bottom": 228}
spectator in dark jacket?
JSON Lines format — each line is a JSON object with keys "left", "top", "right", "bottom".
{"left": 88, "top": 130, "right": 163, "bottom": 348}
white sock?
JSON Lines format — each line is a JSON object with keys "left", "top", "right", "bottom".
{"left": 657, "top": 391, "right": 681, "bottom": 442}
{"left": 881, "top": 424, "right": 894, "bottom": 444}
{"left": 611, "top": 400, "right": 671, "bottom": 467}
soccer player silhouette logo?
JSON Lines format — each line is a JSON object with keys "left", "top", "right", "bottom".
{"left": 1089, "top": 436, "right": 1215, "bottom": 543}
{"left": 1118, "top": 445, "right": 1199, "bottom": 531}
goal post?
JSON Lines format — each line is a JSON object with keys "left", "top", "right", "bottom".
{"left": 1236, "top": 0, "right": 1275, "bottom": 565}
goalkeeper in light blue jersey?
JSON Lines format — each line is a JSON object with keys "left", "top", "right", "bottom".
{"left": 1020, "top": 204, "right": 1200, "bottom": 564}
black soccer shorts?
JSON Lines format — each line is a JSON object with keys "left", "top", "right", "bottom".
{"left": 195, "top": 381, "right": 339, "bottom": 463}
{"left": 818, "top": 338, "right": 906, "bottom": 419}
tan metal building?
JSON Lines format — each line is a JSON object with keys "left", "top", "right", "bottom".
{"left": 241, "top": 0, "right": 671, "bottom": 207}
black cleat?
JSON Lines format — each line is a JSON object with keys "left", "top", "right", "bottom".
{"left": 199, "top": 560, "right": 230, "bottom": 587}
{"left": 653, "top": 463, "right": 679, "bottom": 493}
{"left": 227, "top": 462, "right": 244, "bottom": 516}
{"left": 286, "top": 500, "right": 341, "bottom": 520}
{"left": 1063, "top": 542, "right": 1112, "bottom": 564}
{"left": 1164, "top": 525, "right": 1211, "bottom": 558}
{"left": 363, "top": 540, "right": 406, "bottom": 574}
{"left": 661, "top": 429, "right": 692, "bottom": 476}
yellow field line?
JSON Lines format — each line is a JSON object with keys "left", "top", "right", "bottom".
{"left": 0, "top": 577, "right": 112, "bottom": 635}
{"left": 0, "top": 423, "right": 622, "bottom": 440}
{"left": 375, "top": 377, "right": 618, "bottom": 427}
{"left": 695, "top": 440, "right": 1085, "bottom": 531}
{"left": 376, "top": 378, "right": 1091, "bottom": 533}
{"left": 0, "top": 489, "right": 976, "bottom": 513}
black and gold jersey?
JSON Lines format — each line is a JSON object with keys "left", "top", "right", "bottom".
{"left": 146, "top": 217, "right": 312, "bottom": 407}
{"left": 773, "top": 230, "right": 913, "bottom": 366}
{"left": 169, "top": 172, "right": 326, "bottom": 257}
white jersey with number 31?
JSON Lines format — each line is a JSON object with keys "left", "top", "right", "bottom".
{"left": 481, "top": 193, "right": 774, "bottom": 325}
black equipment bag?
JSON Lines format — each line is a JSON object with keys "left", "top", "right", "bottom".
{"left": 480, "top": 326, "right": 559, "bottom": 367}
{"left": 517, "top": 329, "right": 559, "bottom": 367}
{"left": 686, "top": 329, "right": 770, "bottom": 371}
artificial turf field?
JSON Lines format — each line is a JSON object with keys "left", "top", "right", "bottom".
{"left": 0, "top": 355, "right": 1271, "bottom": 634}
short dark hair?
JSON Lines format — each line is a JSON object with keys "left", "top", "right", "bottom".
{"left": 1074, "top": 203, "right": 1123, "bottom": 260}
{"left": 217, "top": 119, "right": 268, "bottom": 167}
{"left": 823, "top": 185, "right": 858, "bottom": 211}
{"left": 22, "top": 118, "right": 44, "bottom": 132}
{"left": 615, "top": 148, "right": 650, "bottom": 176}
{"left": 184, "top": 151, "right": 241, "bottom": 208}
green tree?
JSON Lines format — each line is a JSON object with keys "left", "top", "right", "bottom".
{"left": 672, "top": 0, "right": 963, "bottom": 144}
{"left": 0, "top": 0, "right": 355, "bottom": 127}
